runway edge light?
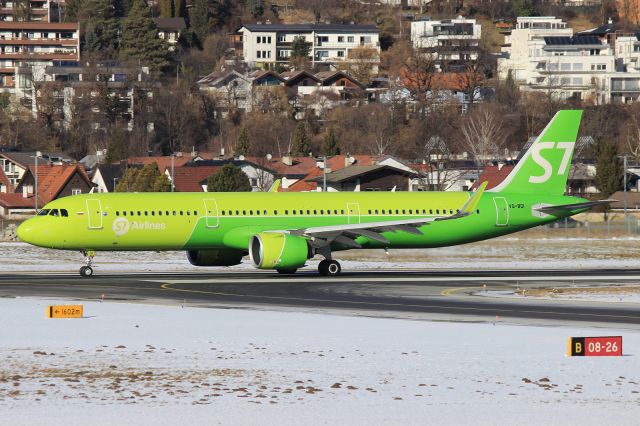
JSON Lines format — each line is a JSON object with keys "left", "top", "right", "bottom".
{"left": 46, "top": 305, "right": 83, "bottom": 319}
{"left": 568, "top": 336, "right": 622, "bottom": 356}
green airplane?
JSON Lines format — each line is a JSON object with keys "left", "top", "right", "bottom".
{"left": 17, "top": 110, "right": 608, "bottom": 277}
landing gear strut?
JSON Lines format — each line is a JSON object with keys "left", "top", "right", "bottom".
{"left": 79, "top": 250, "right": 95, "bottom": 277}
{"left": 318, "top": 259, "right": 341, "bottom": 276}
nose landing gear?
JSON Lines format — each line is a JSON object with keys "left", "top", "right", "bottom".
{"left": 79, "top": 250, "right": 95, "bottom": 277}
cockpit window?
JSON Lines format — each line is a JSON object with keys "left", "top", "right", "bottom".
{"left": 37, "top": 209, "right": 50, "bottom": 216}
{"left": 60, "top": 209, "right": 68, "bottom": 217}
{"left": 49, "top": 209, "right": 59, "bottom": 217}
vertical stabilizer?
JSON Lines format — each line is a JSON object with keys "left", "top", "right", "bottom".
{"left": 489, "top": 110, "right": 583, "bottom": 195}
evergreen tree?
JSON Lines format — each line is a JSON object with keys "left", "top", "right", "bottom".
{"left": 595, "top": 139, "right": 623, "bottom": 197}
{"left": 105, "top": 127, "right": 128, "bottom": 163}
{"left": 290, "top": 36, "right": 311, "bottom": 58}
{"left": 292, "top": 122, "right": 310, "bottom": 156}
{"left": 321, "top": 127, "right": 340, "bottom": 156}
{"left": 120, "top": 0, "right": 169, "bottom": 75}
{"left": 160, "top": 0, "right": 173, "bottom": 17}
{"left": 84, "top": 0, "right": 120, "bottom": 56}
{"left": 236, "top": 126, "right": 249, "bottom": 156}
{"left": 247, "top": 0, "right": 263, "bottom": 17}
{"left": 132, "top": 163, "right": 163, "bottom": 191}
{"left": 152, "top": 173, "right": 171, "bottom": 191}
{"left": 207, "top": 163, "right": 252, "bottom": 192}
{"left": 174, "top": 0, "right": 185, "bottom": 17}
{"left": 63, "top": 0, "right": 84, "bottom": 22}
{"left": 115, "top": 167, "right": 139, "bottom": 192}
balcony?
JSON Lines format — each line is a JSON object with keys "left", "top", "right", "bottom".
{"left": 0, "top": 51, "right": 77, "bottom": 60}
{"left": 0, "top": 38, "right": 78, "bottom": 46}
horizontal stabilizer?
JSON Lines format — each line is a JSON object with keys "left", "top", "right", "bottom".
{"left": 534, "top": 199, "right": 616, "bottom": 214}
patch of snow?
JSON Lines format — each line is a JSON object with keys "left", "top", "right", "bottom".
{"left": 1, "top": 298, "right": 640, "bottom": 424}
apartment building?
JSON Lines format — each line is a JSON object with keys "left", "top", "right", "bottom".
{"left": 410, "top": 16, "right": 481, "bottom": 69}
{"left": 0, "top": 21, "right": 79, "bottom": 91}
{"left": 498, "top": 16, "right": 572, "bottom": 81}
{"left": 236, "top": 23, "right": 380, "bottom": 70}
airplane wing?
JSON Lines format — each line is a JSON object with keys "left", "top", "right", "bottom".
{"left": 534, "top": 199, "right": 616, "bottom": 214}
{"left": 289, "top": 182, "right": 488, "bottom": 249}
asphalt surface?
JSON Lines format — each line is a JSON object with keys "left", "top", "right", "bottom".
{"left": 1, "top": 269, "right": 640, "bottom": 325}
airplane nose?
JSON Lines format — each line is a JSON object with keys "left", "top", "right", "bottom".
{"left": 16, "top": 221, "right": 32, "bottom": 243}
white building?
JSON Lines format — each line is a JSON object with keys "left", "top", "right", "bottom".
{"left": 411, "top": 16, "right": 481, "bottom": 69}
{"left": 237, "top": 23, "right": 380, "bottom": 71}
{"left": 498, "top": 16, "right": 572, "bottom": 81}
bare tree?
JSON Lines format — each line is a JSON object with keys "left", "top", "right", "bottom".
{"left": 460, "top": 105, "right": 505, "bottom": 172}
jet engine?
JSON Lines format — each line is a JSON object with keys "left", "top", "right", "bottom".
{"left": 186, "top": 249, "right": 245, "bottom": 267}
{"left": 249, "top": 232, "right": 311, "bottom": 270}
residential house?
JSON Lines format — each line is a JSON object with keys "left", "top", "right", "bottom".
{"left": 498, "top": 16, "right": 573, "bottom": 82}
{"left": 0, "top": 167, "right": 11, "bottom": 193}
{"left": 411, "top": 16, "right": 482, "bottom": 70}
{"left": 153, "top": 17, "right": 186, "bottom": 51}
{"left": 0, "top": 163, "right": 92, "bottom": 216}
{"left": 197, "top": 70, "right": 253, "bottom": 112}
{"left": 236, "top": 23, "right": 380, "bottom": 72}
{"left": 37, "top": 63, "right": 156, "bottom": 130}
{"left": 92, "top": 164, "right": 123, "bottom": 193}
{"left": 0, "top": 151, "right": 73, "bottom": 186}
{"left": 0, "top": 20, "right": 80, "bottom": 98}
{"left": 306, "top": 164, "right": 416, "bottom": 192}
{"left": 169, "top": 158, "right": 276, "bottom": 192}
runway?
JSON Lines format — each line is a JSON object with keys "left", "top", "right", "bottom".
{"left": 1, "top": 269, "right": 640, "bottom": 325}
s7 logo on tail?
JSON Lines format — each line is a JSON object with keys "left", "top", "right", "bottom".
{"left": 528, "top": 142, "right": 574, "bottom": 184}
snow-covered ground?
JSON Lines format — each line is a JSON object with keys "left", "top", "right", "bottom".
{"left": 1, "top": 297, "right": 639, "bottom": 425}
{"left": 4, "top": 235, "right": 640, "bottom": 272}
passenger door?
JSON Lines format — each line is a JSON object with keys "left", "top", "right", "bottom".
{"left": 203, "top": 198, "right": 219, "bottom": 228}
{"left": 346, "top": 202, "right": 360, "bottom": 224}
{"left": 493, "top": 197, "right": 509, "bottom": 227}
{"left": 86, "top": 199, "right": 103, "bottom": 230}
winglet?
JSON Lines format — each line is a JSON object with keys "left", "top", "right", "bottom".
{"left": 268, "top": 179, "right": 281, "bottom": 193}
{"left": 460, "top": 181, "right": 487, "bottom": 215}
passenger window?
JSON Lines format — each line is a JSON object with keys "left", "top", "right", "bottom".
{"left": 61, "top": 209, "right": 68, "bottom": 217}
{"left": 158, "top": 211, "right": 162, "bottom": 216}
{"left": 242, "top": 210, "right": 246, "bottom": 215}
{"left": 137, "top": 211, "right": 141, "bottom": 216}
{"left": 116, "top": 211, "right": 120, "bottom": 216}
{"left": 429, "top": 209, "right": 433, "bottom": 215}
{"left": 334, "top": 210, "right": 337, "bottom": 214}
{"left": 221, "top": 211, "right": 225, "bottom": 216}
{"left": 313, "top": 210, "right": 317, "bottom": 215}
{"left": 250, "top": 210, "right": 253, "bottom": 215}
{"left": 307, "top": 210, "right": 310, "bottom": 215}
{"left": 368, "top": 209, "right": 372, "bottom": 214}
{"left": 375, "top": 210, "right": 379, "bottom": 214}
{"left": 180, "top": 211, "right": 183, "bottom": 216}
{"left": 144, "top": 211, "right": 148, "bottom": 216}
{"left": 263, "top": 210, "right": 267, "bottom": 215}
{"left": 130, "top": 211, "right": 134, "bottom": 216}
{"left": 274, "top": 210, "right": 278, "bottom": 215}
{"left": 151, "top": 211, "right": 155, "bottom": 216}
{"left": 395, "top": 209, "right": 399, "bottom": 214}
{"left": 402, "top": 210, "right": 406, "bottom": 214}
{"left": 166, "top": 211, "right": 169, "bottom": 216}
{"left": 194, "top": 211, "right": 197, "bottom": 215}
{"left": 285, "top": 210, "right": 289, "bottom": 215}
{"left": 436, "top": 209, "right": 440, "bottom": 214}
{"left": 256, "top": 210, "right": 260, "bottom": 215}
{"left": 341, "top": 210, "right": 344, "bottom": 215}
{"left": 172, "top": 211, "right": 176, "bottom": 216}
{"left": 477, "top": 209, "right": 480, "bottom": 214}
{"left": 320, "top": 210, "right": 324, "bottom": 215}
{"left": 187, "top": 211, "right": 191, "bottom": 216}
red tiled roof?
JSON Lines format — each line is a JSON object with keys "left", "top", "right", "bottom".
{"left": 471, "top": 165, "right": 515, "bottom": 190}
{"left": 0, "top": 193, "right": 33, "bottom": 208}
{"left": 126, "top": 156, "right": 191, "bottom": 173}
{"left": 31, "top": 164, "right": 91, "bottom": 204}
{"left": 173, "top": 166, "right": 222, "bottom": 192}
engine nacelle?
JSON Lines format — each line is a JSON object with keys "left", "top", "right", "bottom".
{"left": 249, "top": 232, "right": 310, "bottom": 270}
{"left": 187, "top": 249, "right": 244, "bottom": 267}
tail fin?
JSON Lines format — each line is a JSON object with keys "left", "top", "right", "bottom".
{"left": 489, "top": 110, "right": 583, "bottom": 195}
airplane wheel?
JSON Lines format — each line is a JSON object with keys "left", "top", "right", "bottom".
{"left": 80, "top": 266, "right": 93, "bottom": 277}
{"left": 319, "top": 259, "right": 341, "bottom": 276}
{"left": 276, "top": 268, "right": 297, "bottom": 275}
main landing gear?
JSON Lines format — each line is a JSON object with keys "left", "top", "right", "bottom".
{"left": 79, "top": 250, "right": 95, "bottom": 277}
{"left": 318, "top": 259, "right": 341, "bottom": 276}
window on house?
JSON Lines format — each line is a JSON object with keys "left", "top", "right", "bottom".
{"left": 278, "top": 35, "right": 285, "bottom": 42}
{"left": 338, "top": 36, "right": 344, "bottom": 42}
{"left": 347, "top": 36, "right": 354, "bottom": 43}
{"left": 337, "top": 51, "right": 345, "bottom": 58}
{"left": 257, "top": 51, "right": 262, "bottom": 59}
{"left": 71, "top": 189, "right": 81, "bottom": 195}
